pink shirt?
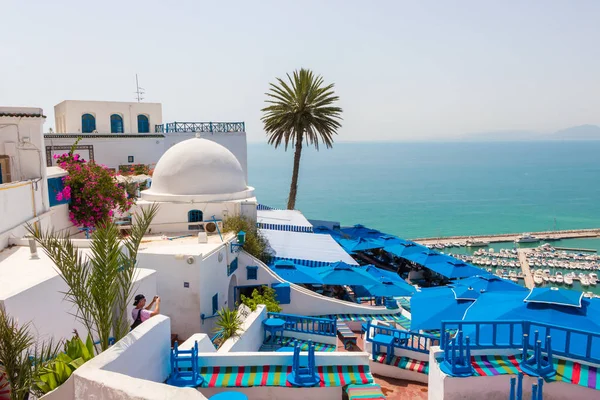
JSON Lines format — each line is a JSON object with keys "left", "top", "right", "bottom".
{"left": 132, "top": 308, "right": 152, "bottom": 322}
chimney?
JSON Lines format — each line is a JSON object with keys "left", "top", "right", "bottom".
{"left": 28, "top": 237, "right": 39, "bottom": 259}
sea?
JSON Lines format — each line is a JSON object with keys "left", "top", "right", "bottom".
{"left": 248, "top": 140, "right": 600, "bottom": 294}
{"left": 248, "top": 141, "right": 600, "bottom": 239}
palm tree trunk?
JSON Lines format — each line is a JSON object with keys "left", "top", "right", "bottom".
{"left": 287, "top": 134, "right": 303, "bottom": 210}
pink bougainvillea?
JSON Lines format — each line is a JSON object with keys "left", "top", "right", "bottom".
{"left": 55, "top": 152, "right": 132, "bottom": 228}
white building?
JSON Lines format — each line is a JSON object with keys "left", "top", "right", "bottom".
{"left": 45, "top": 100, "right": 248, "bottom": 180}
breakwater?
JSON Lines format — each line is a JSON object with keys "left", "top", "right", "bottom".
{"left": 412, "top": 228, "right": 600, "bottom": 245}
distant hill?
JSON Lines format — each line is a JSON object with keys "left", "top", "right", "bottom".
{"left": 552, "top": 125, "right": 600, "bottom": 140}
{"left": 463, "top": 125, "right": 600, "bottom": 141}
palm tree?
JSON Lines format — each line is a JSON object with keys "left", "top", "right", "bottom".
{"left": 27, "top": 204, "right": 159, "bottom": 353}
{"left": 261, "top": 69, "right": 342, "bottom": 210}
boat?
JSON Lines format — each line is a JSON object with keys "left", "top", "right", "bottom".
{"left": 515, "top": 233, "right": 540, "bottom": 243}
{"left": 466, "top": 238, "right": 489, "bottom": 247}
{"left": 564, "top": 274, "right": 573, "bottom": 286}
{"left": 533, "top": 274, "right": 544, "bottom": 285}
{"left": 555, "top": 271, "right": 564, "bottom": 284}
{"left": 540, "top": 236, "right": 561, "bottom": 242}
{"left": 581, "top": 275, "right": 590, "bottom": 287}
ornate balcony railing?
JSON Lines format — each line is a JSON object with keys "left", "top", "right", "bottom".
{"left": 267, "top": 312, "right": 337, "bottom": 337}
{"left": 155, "top": 121, "right": 245, "bottom": 134}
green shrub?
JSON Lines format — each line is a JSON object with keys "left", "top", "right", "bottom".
{"left": 240, "top": 286, "right": 282, "bottom": 313}
{"left": 34, "top": 334, "right": 95, "bottom": 395}
{"left": 223, "top": 215, "right": 272, "bottom": 264}
{"left": 213, "top": 308, "right": 242, "bottom": 348}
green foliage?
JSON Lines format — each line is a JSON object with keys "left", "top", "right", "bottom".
{"left": 223, "top": 215, "right": 272, "bottom": 264}
{"left": 261, "top": 68, "right": 343, "bottom": 209}
{"left": 213, "top": 308, "right": 242, "bottom": 348}
{"left": 240, "top": 286, "right": 282, "bottom": 313}
{"left": 28, "top": 203, "right": 159, "bottom": 353}
{"left": 33, "top": 334, "right": 94, "bottom": 396}
{"left": 0, "top": 308, "right": 61, "bottom": 400}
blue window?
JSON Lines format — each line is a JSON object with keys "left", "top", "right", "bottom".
{"left": 137, "top": 115, "right": 149, "bottom": 133}
{"left": 212, "top": 293, "right": 218, "bottom": 315}
{"left": 247, "top": 266, "right": 258, "bottom": 281}
{"left": 110, "top": 114, "right": 124, "bottom": 133}
{"left": 81, "top": 114, "right": 96, "bottom": 133}
{"left": 228, "top": 258, "right": 238, "bottom": 276}
{"left": 272, "top": 283, "right": 291, "bottom": 304}
{"left": 188, "top": 210, "right": 203, "bottom": 222}
{"left": 48, "top": 177, "right": 70, "bottom": 207}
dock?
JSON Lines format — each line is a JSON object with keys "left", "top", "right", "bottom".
{"left": 517, "top": 249, "right": 534, "bottom": 289}
{"left": 553, "top": 247, "right": 597, "bottom": 253}
{"left": 413, "top": 228, "right": 600, "bottom": 246}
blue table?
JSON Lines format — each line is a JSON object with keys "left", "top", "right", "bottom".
{"left": 263, "top": 318, "right": 286, "bottom": 344}
{"left": 371, "top": 333, "right": 395, "bottom": 364}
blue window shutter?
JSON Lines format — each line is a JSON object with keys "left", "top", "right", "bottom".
{"left": 110, "top": 114, "right": 124, "bottom": 133}
{"left": 188, "top": 210, "right": 203, "bottom": 222}
{"left": 246, "top": 266, "right": 258, "bottom": 280}
{"left": 48, "top": 177, "right": 70, "bottom": 207}
{"left": 228, "top": 258, "right": 238, "bottom": 276}
{"left": 137, "top": 115, "right": 149, "bottom": 133}
{"left": 212, "top": 293, "right": 218, "bottom": 315}
{"left": 82, "top": 114, "right": 96, "bottom": 133}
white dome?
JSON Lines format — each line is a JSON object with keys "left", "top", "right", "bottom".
{"left": 143, "top": 138, "right": 249, "bottom": 199}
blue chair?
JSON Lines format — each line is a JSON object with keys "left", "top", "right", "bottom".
{"left": 287, "top": 341, "right": 321, "bottom": 387}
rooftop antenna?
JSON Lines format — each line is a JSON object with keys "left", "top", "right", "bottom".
{"left": 134, "top": 74, "right": 145, "bottom": 102}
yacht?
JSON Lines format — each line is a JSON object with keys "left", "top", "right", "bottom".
{"left": 515, "top": 233, "right": 540, "bottom": 243}
{"left": 533, "top": 274, "right": 544, "bottom": 285}
{"left": 564, "top": 273, "right": 573, "bottom": 286}
{"left": 466, "top": 238, "right": 489, "bottom": 247}
{"left": 555, "top": 271, "right": 564, "bottom": 284}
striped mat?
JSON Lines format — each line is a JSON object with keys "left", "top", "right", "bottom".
{"left": 317, "top": 313, "right": 411, "bottom": 330}
{"left": 277, "top": 337, "right": 336, "bottom": 352}
{"left": 373, "top": 353, "right": 429, "bottom": 375}
{"left": 197, "top": 365, "right": 374, "bottom": 388}
{"left": 470, "top": 355, "right": 600, "bottom": 391}
{"left": 346, "top": 383, "right": 386, "bottom": 400}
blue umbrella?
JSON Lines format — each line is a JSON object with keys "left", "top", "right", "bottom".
{"left": 402, "top": 249, "right": 441, "bottom": 265}
{"left": 523, "top": 287, "right": 583, "bottom": 307}
{"left": 452, "top": 275, "right": 527, "bottom": 295}
{"left": 270, "top": 260, "right": 323, "bottom": 284}
{"left": 365, "top": 264, "right": 403, "bottom": 282}
{"left": 339, "top": 224, "right": 383, "bottom": 240}
{"left": 423, "top": 256, "right": 489, "bottom": 279}
{"left": 337, "top": 237, "right": 383, "bottom": 253}
{"left": 362, "top": 280, "right": 415, "bottom": 297}
{"left": 384, "top": 242, "right": 429, "bottom": 260}
{"left": 317, "top": 262, "right": 380, "bottom": 286}
{"left": 410, "top": 286, "right": 474, "bottom": 331}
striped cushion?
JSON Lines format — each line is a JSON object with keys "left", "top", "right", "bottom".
{"left": 347, "top": 383, "right": 385, "bottom": 400}
{"left": 373, "top": 353, "right": 429, "bottom": 374}
{"left": 197, "top": 365, "right": 374, "bottom": 388}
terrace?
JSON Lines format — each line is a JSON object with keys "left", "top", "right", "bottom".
{"left": 155, "top": 121, "right": 245, "bottom": 134}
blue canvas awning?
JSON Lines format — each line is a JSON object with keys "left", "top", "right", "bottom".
{"left": 410, "top": 286, "right": 474, "bottom": 331}
{"left": 270, "top": 260, "right": 323, "bottom": 284}
{"left": 316, "top": 262, "right": 381, "bottom": 286}
{"left": 452, "top": 275, "right": 527, "bottom": 296}
{"left": 524, "top": 287, "right": 584, "bottom": 308}
{"left": 339, "top": 224, "right": 383, "bottom": 240}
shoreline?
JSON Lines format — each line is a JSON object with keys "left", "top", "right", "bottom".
{"left": 411, "top": 228, "right": 600, "bottom": 245}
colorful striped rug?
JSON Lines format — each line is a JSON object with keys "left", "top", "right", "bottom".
{"left": 373, "top": 353, "right": 429, "bottom": 374}
{"left": 346, "top": 383, "right": 386, "bottom": 400}
{"left": 198, "top": 365, "right": 374, "bottom": 388}
{"left": 468, "top": 355, "right": 600, "bottom": 391}
{"left": 316, "top": 313, "right": 411, "bottom": 330}
{"left": 276, "top": 337, "right": 336, "bottom": 352}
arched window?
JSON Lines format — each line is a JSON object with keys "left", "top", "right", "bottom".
{"left": 188, "top": 210, "right": 203, "bottom": 222}
{"left": 137, "top": 115, "right": 149, "bottom": 133}
{"left": 110, "top": 114, "right": 124, "bottom": 133}
{"left": 81, "top": 114, "right": 96, "bottom": 133}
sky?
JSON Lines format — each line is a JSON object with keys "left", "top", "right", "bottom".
{"left": 1, "top": 0, "right": 599, "bottom": 142}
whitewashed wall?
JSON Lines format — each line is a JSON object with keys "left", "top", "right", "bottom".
{"left": 45, "top": 135, "right": 164, "bottom": 170}
{"left": 54, "top": 101, "right": 163, "bottom": 134}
